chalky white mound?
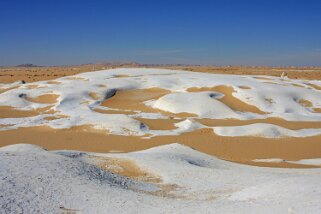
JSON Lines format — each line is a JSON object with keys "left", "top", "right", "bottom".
{"left": 213, "top": 123, "right": 321, "bottom": 138}
{"left": 1, "top": 143, "right": 321, "bottom": 213}
{"left": 0, "top": 68, "right": 321, "bottom": 138}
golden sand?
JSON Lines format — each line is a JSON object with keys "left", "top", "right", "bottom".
{"left": 0, "top": 126, "right": 321, "bottom": 168}
{"left": 0, "top": 105, "right": 55, "bottom": 118}
{"left": 91, "top": 155, "right": 179, "bottom": 197}
{"left": 101, "top": 88, "right": 170, "bottom": 111}
{"left": 0, "top": 106, "right": 40, "bottom": 118}
{"left": 100, "top": 88, "right": 197, "bottom": 118}
{"left": 26, "top": 94, "right": 59, "bottom": 104}
{"left": 46, "top": 81, "right": 62, "bottom": 84}
{"left": 313, "top": 108, "right": 321, "bottom": 113}
{"left": 136, "top": 118, "right": 183, "bottom": 130}
{"left": 93, "top": 108, "right": 135, "bottom": 115}
{"left": 24, "top": 84, "right": 46, "bottom": 89}
{"left": 93, "top": 156, "right": 161, "bottom": 183}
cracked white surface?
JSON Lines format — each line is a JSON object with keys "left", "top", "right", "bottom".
{"left": 1, "top": 143, "right": 321, "bottom": 213}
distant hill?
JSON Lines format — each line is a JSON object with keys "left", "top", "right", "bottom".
{"left": 16, "top": 63, "right": 40, "bottom": 67}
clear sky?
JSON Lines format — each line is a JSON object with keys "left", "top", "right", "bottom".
{"left": 1, "top": 0, "right": 321, "bottom": 66}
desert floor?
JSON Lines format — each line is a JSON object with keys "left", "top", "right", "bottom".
{"left": 1, "top": 64, "right": 321, "bottom": 83}
{"left": 1, "top": 66, "right": 321, "bottom": 213}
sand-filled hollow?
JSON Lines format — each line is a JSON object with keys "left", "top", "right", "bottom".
{"left": 100, "top": 88, "right": 197, "bottom": 117}
{"left": 187, "top": 85, "right": 267, "bottom": 114}
{"left": 26, "top": 94, "right": 59, "bottom": 104}
{"left": 136, "top": 118, "right": 183, "bottom": 130}
{"left": 92, "top": 156, "right": 162, "bottom": 183}
{"left": 101, "top": 88, "right": 170, "bottom": 111}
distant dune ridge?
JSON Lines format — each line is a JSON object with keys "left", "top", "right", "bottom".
{"left": 1, "top": 63, "right": 321, "bottom": 84}
{"left": 15, "top": 63, "right": 41, "bottom": 67}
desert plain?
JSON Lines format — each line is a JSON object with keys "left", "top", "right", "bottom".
{"left": 1, "top": 64, "right": 321, "bottom": 213}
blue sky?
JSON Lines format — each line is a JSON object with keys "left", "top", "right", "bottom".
{"left": 0, "top": 0, "right": 321, "bottom": 66}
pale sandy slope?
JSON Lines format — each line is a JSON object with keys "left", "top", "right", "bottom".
{"left": 1, "top": 143, "right": 321, "bottom": 214}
